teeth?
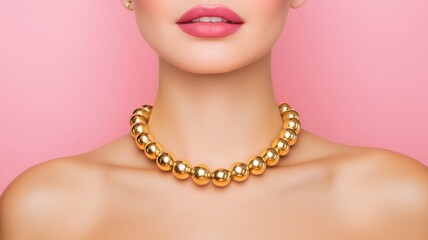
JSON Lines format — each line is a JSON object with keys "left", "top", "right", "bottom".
{"left": 191, "top": 17, "right": 229, "bottom": 23}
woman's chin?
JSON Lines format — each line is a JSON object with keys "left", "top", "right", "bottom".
{"left": 166, "top": 58, "right": 249, "bottom": 74}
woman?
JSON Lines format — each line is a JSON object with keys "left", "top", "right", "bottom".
{"left": 1, "top": 0, "right": 428, "bottom": 239}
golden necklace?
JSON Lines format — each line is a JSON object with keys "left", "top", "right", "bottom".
{"left": 129, "top": 102, "right": 301, "bottom": 187}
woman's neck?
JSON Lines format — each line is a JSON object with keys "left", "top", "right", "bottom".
{"left": 148, "top": 52, "right": 283, "bottom": 169}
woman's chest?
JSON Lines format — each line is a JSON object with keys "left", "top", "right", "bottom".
{"left": 84, "top": 173, "right": 351, "bottom": 239}
{"left": 87, "top": 199, "right": 347, "bottom": 239}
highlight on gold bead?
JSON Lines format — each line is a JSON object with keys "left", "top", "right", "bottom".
{"left": 271, "top": 137, "right": 290, "bottom": 157}
{"left": 247, "top": 156, "right": 267, "bottom": 175}
{"left": 130, "top": 113, "right": 148, "bottom": 126}
{"left": 131, "top": 122, "right": 149, "bottom": 138}
{"left": 144, "top": 141, "right": 163, "bottom": 160}
{"left": 278, "top": 102, "right": 291, "bottom": 115}
{"left": 261, "top": 147, "right": 280, "bottom": 167}
{"left": 283, "top": 118, "right": 301, "bottom": 134}
{"left": 141, "top": 104, "right": 153, "bottom": 113}
{"left": 279, "top": 128, "right": 297, "bottom": 146}
{"left": 230, "top": 162, "right": 250, "bottom": 182}
{"left": 156, "top": 152, "right": 176, "bottom": 171}
{"left": 133, "top": 108, "right": 151, "bottom": 120}
{"left": 282, "top": 109, "right": 300, "bottom": 120}
{"left": 172, "top": 160, "right": 192, "bottom": 180}
{"left": 191, "top": 164, "right": 211, "bottom": 186}
{"left": 211, "top": 168, "right": 232, "bottom": 187}
{"left": 135, "top": 132, "right": 155, "bottom": 150}
{"left": 129, "top": 102, "right": 301, "bottom": 187}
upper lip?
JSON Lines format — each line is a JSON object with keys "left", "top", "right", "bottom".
{"left": 176, "top": 4, "right": 244, "bottom": 24}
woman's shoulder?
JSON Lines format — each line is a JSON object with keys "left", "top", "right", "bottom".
{"left": 329, "top": 138, "right": 428, "bottom": 204}
{"left": 297, "top": 129, "right": 427, "bottom": 177}
{"left": 0, "top": 133, "right": 152, "bottom": 214}
{"left": 302, "top": 130, "right": 428, "bottom": 202}
{"left": 343, "top": 149, "right": 428, "bottom": 237}
{"left": 0, "top": 139, "right": 128, "bottom": 239}
{"left": 0, "top": 134, "right": 138, "bottom": 197}
{"left": 303, "top": 131, "right": 428, "bottom": 237}
{"left": 0, "top": 154, "right": 105, "bottom": 238}
{"left": 296, "top": 130, "right": 428, "bottom": 237}
{"left": 318, "top": 132, "right": 428, "bottom": 192}
{"left": 1, "top": 147, "right": 111, "bottom": 199}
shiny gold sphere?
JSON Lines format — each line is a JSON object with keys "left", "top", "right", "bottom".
{"left": 135, "top": 132, "right": 155, "bottom": 150}
{"left": 271, "top": 137, "right": 290, "bottom": 157}
{"left": 279, "top": 128, "right": 297, "bottom": 146}
{"left": 133, "top": 107, "right": 151, "bottom": 119}
{"left": 282, "top": 109, "right": 300, "bottom": 121}
{"left": 211, "top": 168, "right": 232, "bottom": 187}
{"left": 247, "top": 156, "right": 267, "bottom": 175}
{"left": 156, "top": 152, "right": 176, "bottom": 171}
{"left": 191, "top": 164, "right": 211, "bottom": 186}
{"left": 261, "top": 147, "right": 280, "bottom": 167}
{"left": 172, "top": 160, "right": 192, "bottom": 180}
{"left": 278, "top": 102, "right": 291, "bottom": 115}
{"left": 131, "top": 122, "right": 149, "bottom": 138}
{"left": 141, "top": 104, "right": 153, "bottom": 113}
{"left": 230, "top": 162, "right": 250, "bottom": 182}
{"left": 144, "top": 141, "right": 163, "bottom": 160}
{"left": 282, "top": 118, "right": 301, "bottom": 134}
{"left": 130, "top": 113, "right": 148, "bottom": 126}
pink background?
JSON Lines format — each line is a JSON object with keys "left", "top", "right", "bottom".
{"left": 1, "top": 0, "right": 427, "bottom": 193}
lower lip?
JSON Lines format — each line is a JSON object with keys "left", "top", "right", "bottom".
{"left": 177, "top": 22, "right": 243, "bottom": 38}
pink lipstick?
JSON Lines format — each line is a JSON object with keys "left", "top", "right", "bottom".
{"left": 176, "top": 4, "right": 244, "bottom": 38}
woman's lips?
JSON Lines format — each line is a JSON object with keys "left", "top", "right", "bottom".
{"left": 176, "top": 4, "right": 244, "bottom": 38}
{"left": 176, "top": 4, "right": 244, "bottom": 24}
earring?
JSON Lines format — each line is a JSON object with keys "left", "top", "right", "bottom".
{"left": 126, "top": 0, "right": 132, "bottom": 10}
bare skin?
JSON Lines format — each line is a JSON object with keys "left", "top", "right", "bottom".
{"left": 1, "top": 129, "right": 428, "bottom": 239}
{"left": 1, "top": 0, "right": 428, "bottom": 239}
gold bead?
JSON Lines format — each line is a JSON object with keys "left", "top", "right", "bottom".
{"left": 211, "top": 168, "right": 232, "bottom": 187}
{"left": 156, "top": 152, "right": 176, "bottom": 171}
{"left": 130, "top": 113, "right": 148, "bottom": 126}
{"left": 282, "top": 117, "right": 301, "bottom": 134}
{"left": 282, "top": 109, "right": 300, "bottom": 121}
{"left": 172, "top": 160, "right": 192, "bottom": 180}
{"left": 144, "top": 141, "right": 163, "bottom": 160}
{"left": 261, "top": 147, "right": 280, "bottom": 167}
{"left": 132, "top": 105, "right": 151, "bottom": 116}
{"left": 247, "top": 156, "right": 266, "bottom": 175}
{"left": 141, "top": 104, "right": 153, "bottom": 113}
{"left": 278, "top": 102, "right": 291, "bottom": 115}
{"left": 135, "top": 132, "right": 155, "bottom": 150}
{"left": 191, "top": 164, "right": 211, "bottom": 186}
{"left": 230, "top": 162, "right": 250, "bottom": 182}
{"left": 271, "top": 137, "right": 290, "bottom": 157}
{"left": 133, "top": 107, "right": 151, "bottom": 118}
{"left": 279, "top": 128, "right": 297, "bottom": 146}
{"left": 131, "top": 122, "right": 149, "bottom": 138}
